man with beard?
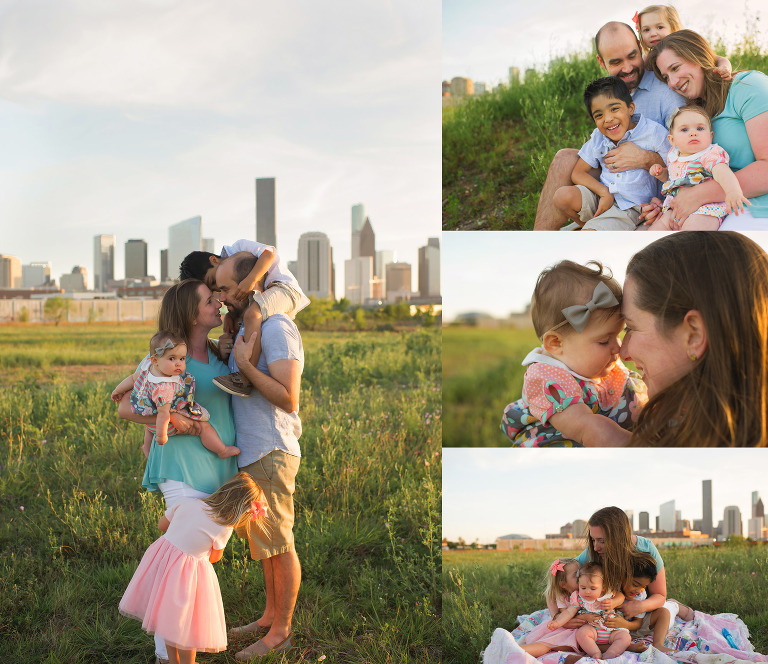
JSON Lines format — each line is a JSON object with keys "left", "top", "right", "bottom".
{"left": 534, "top": 22, "right": 685, "bottom": 229}
{"left": 215, "top": 252, "right": 303, "bottom": 660}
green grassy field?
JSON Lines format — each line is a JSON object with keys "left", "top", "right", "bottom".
{"left": 443, "top": 36, "right": 768, "bottom": 230}
{"left": 0, "top": 323, "right": 441, "bottom": 663}
{"left": 442, "top": 547, "right": 768, "bottom": 664}
{"left": 443, "top": 326, "right": 538, "bottom": 447}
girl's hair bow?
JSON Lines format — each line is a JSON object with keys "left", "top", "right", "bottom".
{"left": 632, "top": 11, "right": 640, "bottom": 28}
{"left": 550, "top": 559, "right": 566, "bottom": 576}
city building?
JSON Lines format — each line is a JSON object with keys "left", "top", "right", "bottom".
{"left": 451, "top": 76, "right": 474, "bottom": 97}
{"left": 202, "top": 238, "right": 215, "bottom": 253}
{"left": 385, "top": 262, "right": 412, "bottom": 303}
{"left": 702, "top": 479, "right": 713, "bottom": 536}
{"left": 60, "top": 266, "right": 88, "bottom": 292}
{"left": 0, "top": 255, "right": 22, "bottom": 288}
{"left": 297, "top": 232, "right": 333, "bottom": 299}
{"left": 351, "top": 203, "right": 365, "bottom": 259}
{"left": 93, "top": 235, "right": 115, "bottom": 292}
{"left": 418, "top": 237, "right": 440, "bottom": 298}
{"left": 125, "top": 239, "right": 148, "bottom": 280}
{"left": 659, "top": 500, "right": 676, "bottom": 532}
{"left": 748, "top": 516, "right": 765, "bottom": 540}
{"left": 160, "top": 249, "right": 169, "bottom": 282}
{"left": 22, "top": 262, "right": 52, "bottom": 288}
{"left": 167, "top": 216, "right": 202, "bottom": 281}
{"left": 344, "top": 256, "right": 374, "bottom": 306}
{"left": 639, "top": 511, "right": 650, "bottom": 531}
{"left": 572, "top": 519, "right": 588, "bottom": 538}
{"left": 256, "top": 177, "right": 276, "bottom": 247}
{"left": 375, "top": 250, "right": 395, "bottom": 297}
{"left": 723, "top": 506, "right": 742, "bottom": 538}
{"left": 360, "top": 217, "right": 375, "bottom": 263}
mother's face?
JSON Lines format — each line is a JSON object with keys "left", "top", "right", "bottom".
{"left": 619, "top": 276, "right": 695, "bottom": 398}
{"left": 655, "top": 48, "right": 706, "bottom": 100}
{"left": 194, "top": 283, "right": 223, "bottom": 331}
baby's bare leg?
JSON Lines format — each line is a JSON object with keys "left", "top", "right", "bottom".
{"left": 576, "top": 625, "right": 602, "bottom": 659}
{"left": 142, "top": 428, "right": 153, "bottom": 458}
{"left": 198, "top": 421, "right": 240, "bottom": 458}
{"left": 648, "top": 209, "right": 675, "bottom": 231}
{"left": 680, "top": 214, "right": 721, "bottom": 231}
{"left": 521, "top": 642, "right": 554, "bottom": 657}
{"left": 602, "top": 630, "right": 631, "bottom": 659}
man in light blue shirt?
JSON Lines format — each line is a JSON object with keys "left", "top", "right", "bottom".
{"left": 216, "top": 253, "right": 303, "bottom": 659}
{"left": 535, "top": 22, "right": 685, "bottom": 229}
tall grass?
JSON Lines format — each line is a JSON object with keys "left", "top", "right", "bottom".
{"left": 0, "top": 325, "right": 442, "bottom": 663}
{"left": 443, "top": 36, "right": 768, "bottom": 230}
{"left": 443, "top": 548, "right": 768, "bottom": 664}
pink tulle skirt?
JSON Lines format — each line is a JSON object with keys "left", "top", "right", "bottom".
{"left": 119, "top": 536, "right": 227, "bottom": 653}
{"left": 522, "top": 620, "right": 581, "bottom": 652}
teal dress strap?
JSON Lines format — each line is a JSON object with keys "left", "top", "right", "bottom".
{"left": 142, "top": 348, "right": 238, "bottom": 494}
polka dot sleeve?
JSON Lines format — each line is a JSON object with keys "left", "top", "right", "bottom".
{"left": 522, "top": 363, "right": 585, "bottom": 425}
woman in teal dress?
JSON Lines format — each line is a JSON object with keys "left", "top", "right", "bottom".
{"left": 118, "top": 278, "right": 238, "bottom": 662}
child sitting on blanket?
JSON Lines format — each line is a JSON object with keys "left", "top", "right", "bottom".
{"left": 605, "top": 552, "right": 695, "bottom": 653}
{"left": 500, "top": 260, "right": 647, "bottom": 447}
{"left": 549, "top": 562, "right": 631, "bottom": 660}
{"left": 520, "top": 558, "right": 582, "bottom": 657}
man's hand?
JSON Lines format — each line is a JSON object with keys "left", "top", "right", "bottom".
{"left": 233, "top": 331, "right": 259, "bottom": 369}
{"left": 605, "top": 142, "right": 653, "bottom": 172}
{"left": 605, "top": 615, "right": 634, "bottom": 630}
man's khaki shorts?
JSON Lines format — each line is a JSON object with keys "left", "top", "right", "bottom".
{"left": 250, "top": 282, "right": 302, "bottom": 320}
{"left": 575, "top": 184, "right": 646, "bottom": 231}
{"left": 236, "top": 450, "right": 300, "bottom": 560}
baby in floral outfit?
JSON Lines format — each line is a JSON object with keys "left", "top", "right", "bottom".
{"left": 111, "top": 331, "right": 240, "bottom": 459}
{"left": 501, "top": 260, "right": 647, "bottom": 447}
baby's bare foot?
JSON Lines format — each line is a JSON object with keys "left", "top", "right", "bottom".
{"left": 219, "top": 446, "right": 241, "bottom": 459}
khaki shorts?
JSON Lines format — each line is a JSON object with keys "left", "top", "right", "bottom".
{"left": 576, "top": 185, "right": 646, "bottom": 231}
{"left": 250, "top": 282, "right": 302, "bottom": 320}
{"left": 236, "top": 450, "right": 300, "bottom": 559}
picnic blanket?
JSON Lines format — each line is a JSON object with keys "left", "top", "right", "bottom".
{"left": 483, "top": 608, "right": 766, "bottom": 664}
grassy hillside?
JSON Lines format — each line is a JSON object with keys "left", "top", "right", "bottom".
{"left": 443, "top": 37, "right": 768, "bottom": 230}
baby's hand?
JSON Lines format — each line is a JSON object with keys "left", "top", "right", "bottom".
{"left": 233, "top": 277, "right": 257, "bottom": 302}
{"left": 725, "top": 193, "right": 752, "bottom": 216}
{"left": 547, "top": 620, "right": 559, "bottom": 631}
{"left": 111, "top": 388, "right": 127, "bottom": 402}
{"left": 649, "top": 164, "right": 662, "bottom": 178}
{"left": 712, "top": 63, "right": 732, "bottom": 80}
{"left": 594, "top": 192, "right": 615, "bottom": 218}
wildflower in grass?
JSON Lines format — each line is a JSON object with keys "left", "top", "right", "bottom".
{"left": 20, "top": 506, "right": 24, "bottom": 511}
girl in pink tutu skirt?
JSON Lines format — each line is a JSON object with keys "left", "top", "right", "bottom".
{"left": 520, "top": 558, "right": 582, "bottom": 657}
{"left": 119, "top": 472, "right": 267, "bottom": 664}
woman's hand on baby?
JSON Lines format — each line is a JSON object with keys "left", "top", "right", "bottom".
{"left": 605, "top": 615, "right": 633, "bottom": 629}
{"left": 640, "top": 198, "right": 663, "bottom": 225}
{"left": 619, "top": 600, "right": 642, "bottom": 619}
{"left": 169, "top": 413, "right": 202, "bottom": 436}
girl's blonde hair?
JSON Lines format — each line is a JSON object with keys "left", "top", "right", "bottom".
{"left": 149, "top": 330, "right": 186, "bottom": 358}
{"left": 531, "top": 260, "right": 622, "bottom": 339}
{"left": 626, "top": 232, "right": 768, "bottom": 446}
{"left": 584, "top": 507, "right": 634, "bottom": 591}
{"left": 202, "top": 472, "right": 267, "bottom": 529}
{"left": 647, "top": 30, "right": 736, "bottom": 118}
{"left": 636, "top": 5, "right": 682, "bottom": 51}
{"left": 544, "top": 557, "right": 580, "bottom": 606}
{"left": 667, "top": 102, "right": 712, "bottom": 131}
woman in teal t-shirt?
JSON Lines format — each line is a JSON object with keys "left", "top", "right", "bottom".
{"left": 648, "top": 30, "right": 768, "bottom": 229}
{"left": 117, "top": 279, "right": 238, "bottom": 662}
{"left": 573, "top": 506, "right": 667, "bottom": 623}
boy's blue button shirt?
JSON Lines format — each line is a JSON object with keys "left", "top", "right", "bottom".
{"left": 578, "top": 114, "right": 672, "bottom": 210}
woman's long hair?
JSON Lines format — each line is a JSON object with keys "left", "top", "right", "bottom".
{"left": 627, "top": 232, "right": 768, "bottom": 446}
{"left": 158, "top": 279, "right": 220, "bottom": 358}
{"left": 585, "top": 507, "right": 635, "bottom": 592}
{"left": 647, "top": 30, "right": 735, "bottom": 118}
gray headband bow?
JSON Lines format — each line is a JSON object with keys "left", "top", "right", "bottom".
{"left": 560, "top": 282, "right": 619, "bottom": 333}
{"left": 154, "top": 339, "right": 175, "bottom": 357}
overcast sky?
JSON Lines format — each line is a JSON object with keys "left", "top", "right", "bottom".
{"left": 1, "top": 0, "right": 440, "bottom": 294}
{"left": 442, "top": 231, "right": 768, "bottom": 321}
{"left": 443, "top": 447, "right": 767, "bottom": 543}
{"left": 443, "top": 0, "right": 768, "bottom": 86}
